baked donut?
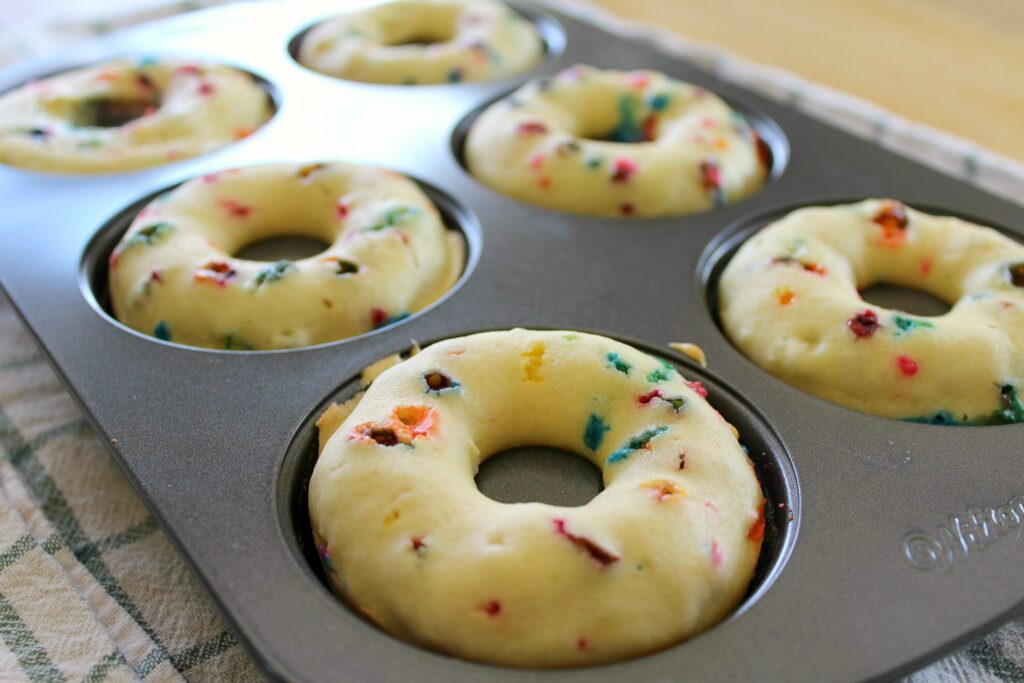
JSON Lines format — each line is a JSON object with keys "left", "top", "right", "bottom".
{"left": 297, "top": 0, "right": 544, "bottom": 85}
{"left": 0, "top": 58, "right": 273, "bottom": 173}
{"left": 464, "top": 64, "right": 769, "bottom": 217}
{"left": 718, "top": 199, "right": 1024, "bottom": 424}
{"left": 108, "top": 162, "right": 462, "bottom": 350}
{"left": 309, "top": 329, "right": 765, "bottom": 666}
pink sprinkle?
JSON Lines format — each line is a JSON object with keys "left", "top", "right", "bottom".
{"left": 201, "top": 173, "right": 219, "bottom": 183}
{"left": 370, "top": 308, "right": 387, "bottom": 326}
{"left": 700, "top": 159, "right": 722, "bottom": 191}
{"left": 610, "top": 158, "right": 638, "bottom": 184}
{"left": 175, "top": 65, "right": 200, "bottom": 76}
{"left": 686, "top": 381, "right": 708, "bottom": 398}
{"left": 335, "top": 201, "right": 350, "bottom": 220}
{"left": 558, "top": 65, "right": 585, "bottom": 80}
{"left": 198, "top": 81, "right": 216, "bottom": 96}
{"left": 219, "top": 199, "right": 252, "bottom": 218}
{"left": 107, "top": 252, "right": 119, "bottom": 268}
{"left": 483, "top": 600, "right": 501, "bottom": 617}
{"left": 516, "top": 121, "right": 548, "bottom": 135}
{"left": 711, "top": 541, "right": 724, "bottom": 568}
{"left": 626, "top": 72, "right": 650, "bottom": 89}
{"left": 528, "top": 153, "right": 545, "bottom": 171}
{"left": 637, "top": 389, "right": 661, "bottom": 406}
{"left": 896, "top": 355, "right": 919, "bottom": 377}
{"left": 700, "top": 116, "right": 718, "bottom": 128}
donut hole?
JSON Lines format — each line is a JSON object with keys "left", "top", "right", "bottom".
{"left": 474, "top": 446, "right": 604, "bottom": 507}
{"left": 70, "top": 96, "right": 161, "bottom": 128}
{"left": 859, "top": 282, "right": 952, "bottom": 317}
{"left": 233, "top": 235, "right": 332, "bottom": 262}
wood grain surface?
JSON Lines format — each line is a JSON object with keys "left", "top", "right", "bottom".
{"left": 586, "top": 0, "right": 1024, "bottom": 162}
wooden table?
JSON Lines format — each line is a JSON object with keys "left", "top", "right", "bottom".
{"left": 588, "top": 0, "right": 1024, "bottom": 163}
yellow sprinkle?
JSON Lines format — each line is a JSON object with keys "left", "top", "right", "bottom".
{"left": 522, "top": 342, "right": 545, "bottom": 382}
{"left": 669, "top": 342, "right": 707, "bottom": 368}
{"left": 383, "top": 509, "right": 401, "bottom": 526}
{"left": 727, "top": 422, "right": 740, "bottom": 440}
{"left": 643, "top": 479, "right": 685, "bottom": 501}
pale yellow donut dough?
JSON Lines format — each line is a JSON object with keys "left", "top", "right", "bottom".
{"left": 465, "top": 65, "right": 768, "bottom": 217}
{"left": 298, "top": 0, "right": 544, "bottom": 85}
{"left": 108, "top": 162, "right": 462, "bottom": 350}
{"left": 0, "top": 59, "right": 272, "bottom": 173}
{"left": 309, "top": 329, "right": 765, "bottom": 666}
{"left": 718, "top": 199, "right": 1024, "bottom": 424}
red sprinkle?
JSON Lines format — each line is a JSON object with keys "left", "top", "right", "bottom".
{"left": 873, "top": 201, "right": 909, "bottom": 246}
{"left": 637, "top": 389, "right": 661, "bottom": 406}
{"left": 516, "top": 121, "right": 548, "bottom": 135}
{"left": 335, "top": 201, "right": 350, "bottom": 220}
{"left": 483, "top": 600, "right": 502, "bottom": 617}
{"left": 896, "top": 354, "right": 919, "bottom": 377}
{"left": 219, "top": 199, "right": 252, "bottom": 219}
{"left": 748, "top": 505, "right": 766, "bottom": 542}
{"left": 686, "top": 381, "right": 708, "bottom": 399}
{"left": 197, "top": 81, "right": 216, "bottom": 96}
{"left": 411, "top": 536, "right": 427, "bottom": 552}
{"left": 642, "top": 114, "right": 658, "bottom": 142}
{"left": 538, "top": 177, "right": 552, "bottom": 189}
{"left": 149, "top": 270, "right": 162, "bottom": 283}
{"left": 201, "top": 173, "right": 219, "bottom": 183}
{"left": 370, "top": 308, "right": 388, "bottom": 326}
{"left": 576, "top": 638, "right": 590, "bottom": 652}
{"left": 552, "top": 519, "right": 619, "bottom": 567}
{"left": 754, "top": 132, "right": 772, "bottom": 169}
{"left": 919, "top": 257, "right": 933, "bottom": 275}
{"left": 678, "top": 452, "right": 687, "bottom": 470}
{"left": 847, "top": 309, "right": 880, "bottom": 339}
{"left": 619, "top": 202, "right": 635, "bottom": 216}
{"left": 626, "top": 72, "right": 650, "bottom": 89}
{"left": 610, "top": 157, "right": 638, "bottom": 184}
{"left": 699, "top": 159, "right": 721, "bottom": 191}
{"left": 175, "top": 64, "right": 200, "bottom": 76}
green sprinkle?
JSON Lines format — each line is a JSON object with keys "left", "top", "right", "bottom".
{"left": 367, "top": 206, "right": 423, "bottom": 232}
{"left": 646, "top": 360, "right": 675, "bottom": 383}
{"left": 607, "top": 352, "right": 631, "bottom": 375}
{"left": 123, "top": 222, "right": 174, "bottom": 250}
{"left": 583, "top": 413, "right": 610, "bottom": 451}
{"left": 607, "top": 426, "right": 669, "bottom": 464}
{"left": 254, "top": 260, "right": 294, "bottom": 286}
{"left": 892, "top": 314, "right": 934, "bottom": 336}
{"left": 584, "top": 156, "right": 603, "bottom": 169}
{"left": 154, "top": 321, "right": 171, "bottom": 341}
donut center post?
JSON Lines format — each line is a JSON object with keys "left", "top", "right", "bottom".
{"left": 71, "top": 96, "right": 162, "bottom": 128}
{"left": 381, "top": 6, "right": 459, "bottom": 47}
{"left": 234, "top": 236, "right": 331, "bottom": 261}
{"left": 475, "top": 446, "right": 604, "bottom": 507}
{"left": 860, "top": 282, "right": 952, "bottom": 317}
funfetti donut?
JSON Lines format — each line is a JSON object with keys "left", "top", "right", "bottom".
{"left": 0, "top": 58, "right": 273, "bottom": 173}
{"left": 309, "top": 328, "right": 765, "bottom": 666}
{"left": 298, "top": 0, "right": 544, "bottom": 85}
{"left": 718, "top": 199, "right": 1024, "bottom": 424}
{"left": 465, "top": 64, "right": 769, "bottom": 217}
{"left": 108, "top": 162, "right": 463, "bottom": 350}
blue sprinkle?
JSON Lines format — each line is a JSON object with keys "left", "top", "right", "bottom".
{"left": 446, "top": 68, "right": 463, "bottom": 83}
{"left": 154, "top": 321, "right": 171, "bottom": 341}
{"left": 583, "top": 414, "right": 610, "bottom": 451}
{"left": 607, "top": 426, "right": 668, "bottom": 464}
{"left": 136, "top": 55, "right": 159, "bottom": 66}
{"left": 647, "top": 92, "right": 671, "bottom": 111}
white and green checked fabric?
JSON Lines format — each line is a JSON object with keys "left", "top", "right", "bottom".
{"left": 0, "top": 297, "right": 262, "bottom": 681}
{"left": 2, "top": 1, "right": 1024, "bottom": 681}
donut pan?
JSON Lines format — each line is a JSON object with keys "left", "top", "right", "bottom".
{"left": 1, "top": 1, "right": 1023, "bottom": 681}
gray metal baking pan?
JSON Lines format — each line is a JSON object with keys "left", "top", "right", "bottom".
{"left": 1, "top": 1, "right": 1023, "bottom": 681}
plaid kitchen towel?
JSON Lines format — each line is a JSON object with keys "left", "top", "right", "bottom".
{"left": 1, "top": 1, "right": 1024, "bottom": 681}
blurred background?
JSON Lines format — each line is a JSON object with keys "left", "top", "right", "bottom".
{"left": 4, "top": 0, "right": 1023, "bottom": 161}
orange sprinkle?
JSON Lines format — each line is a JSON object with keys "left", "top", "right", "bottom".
{"left": 775, "top": 287, "right": 796, "bottom": 306}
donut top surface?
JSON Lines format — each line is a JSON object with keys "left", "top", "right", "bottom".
{"left": 107, "top": 162, "right": 463, "bottom": 350}
{"left": 298, "top": 0, "right": 544, "bottom": 85}
{"left": 309, "top": 329, "right": 764, "bottom": 666}
{"left": 465, "top": 64, "right": 769, "bottom": 217}
{"left": 0, "top": 59, "right": 273, "bottom": 173}
{"left": 718, "top": 199, "right": 1024, "bottom": 424}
